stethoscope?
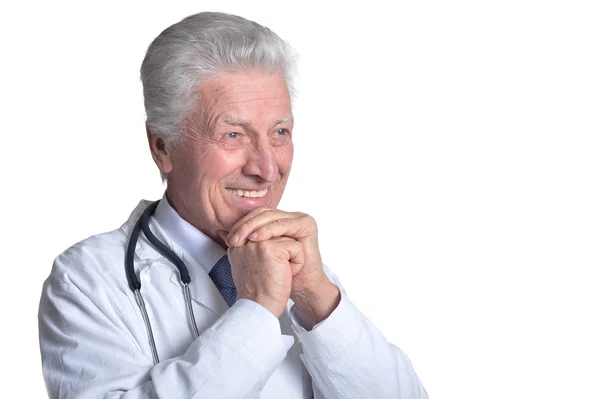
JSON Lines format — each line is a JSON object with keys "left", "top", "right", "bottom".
{"left": 125, "top": 200, "right": 200, "bottom": 365}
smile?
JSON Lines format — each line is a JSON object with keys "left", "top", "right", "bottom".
{"left": 226, "top": 188, "right": 269, "bottom": 198}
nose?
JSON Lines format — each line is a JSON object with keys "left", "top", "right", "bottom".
{"left": 242, "top": 136, "right": 279, "bottom": 182}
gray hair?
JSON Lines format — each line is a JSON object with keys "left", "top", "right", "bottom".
{"left": 141, "top": 12, "right": 296, "bottom": 161}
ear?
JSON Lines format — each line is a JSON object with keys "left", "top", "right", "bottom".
{"left": 146, "top": 125, "right": 174, "bottom": 174}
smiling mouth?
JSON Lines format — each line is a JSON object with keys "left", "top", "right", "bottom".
{"left": 226, "top": 187, "right": 269, "bottom": 198}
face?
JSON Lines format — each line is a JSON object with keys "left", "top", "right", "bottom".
{"left": 149, "top": 70, "right": 294, "bottom": 245}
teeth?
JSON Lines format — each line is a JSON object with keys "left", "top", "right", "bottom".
{"left": 227, "top": 188, "right": 268, "bottom": 198}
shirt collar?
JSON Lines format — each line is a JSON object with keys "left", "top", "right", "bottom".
{"left": 152, "top": 193, "right": 226, "bottom": 274}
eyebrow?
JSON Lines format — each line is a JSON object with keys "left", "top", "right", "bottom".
{"left": 222, "top": 115, "right": 294, "bottom": 127}
{"left": 273, "top": 115, "right": 294, "bottom": 125}
{"left": 223, "top": 118, "right": 251, "bottom": 126}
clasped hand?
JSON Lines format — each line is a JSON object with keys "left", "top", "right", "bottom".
{"left": 219, "top": 207, "right": 339, "bottom": 324}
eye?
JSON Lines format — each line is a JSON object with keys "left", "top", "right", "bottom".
{"left": 226, "top": 132, "right": 239, "bottom": 139}
{"left": 275, "top": 128, "right": 288, "bottom": 136}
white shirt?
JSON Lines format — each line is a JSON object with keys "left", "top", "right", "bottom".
{"left": 39, "top": 198, "right": 428, "bottom": 398}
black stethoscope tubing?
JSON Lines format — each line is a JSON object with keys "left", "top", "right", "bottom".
{"left": 124, "top": 200, "right": 200, "bottom": 364}
{"left": 125, "top": 200, "right": 192, "bottom": 290}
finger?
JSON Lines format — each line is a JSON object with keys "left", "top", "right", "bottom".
{"left": 226, "top": 206, "right": 273, "bottom": 245}
{"left": 247, "top": 215, "right": 316, "bottom": 244}
{"left": 271, "top": 239, "right": 304, "bottom": 275}
{"left": 229, "top": 209, "right": 301, "bottom": 247}
{"left": 217, "top": 230, "right": 230, "bottom": 247}
{"left": 269, "top": 236, "right": 296, "bottom": 242}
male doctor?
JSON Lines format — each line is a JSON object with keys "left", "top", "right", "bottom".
{"left": 38, "top": 11, "right": 428, "bottom": 399}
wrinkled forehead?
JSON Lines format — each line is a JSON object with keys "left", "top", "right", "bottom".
{"left": 191, "top": 71, "right": 293, "bottom": 131}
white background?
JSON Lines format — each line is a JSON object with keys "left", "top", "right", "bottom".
{"left": 1, "top": 0, "right": 599, "bottom": 397}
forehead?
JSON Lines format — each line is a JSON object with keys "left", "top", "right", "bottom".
{"left": 197, "top": 71, "right": 292, "bottom": 126}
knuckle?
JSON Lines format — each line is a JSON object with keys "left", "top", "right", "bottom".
{"left": 292, "top": 241, "right": 304, "bottom": 253}
{"left": 304, "top": 213, "right": 316, "bottom": 225}
{"left": 308, "top": 217, "right": 318, "bottom": 231}
{"left": 245, "top": 240, "right": 260, "bottom": 251}
{"left": 254, "top": 225, "right": 269, "bottom": 237}
{"left": 256, "top": 240, "right": 271, "bottom": 252}
{"left": 257, "top": 240, "right": 286, "bottom": 260}
{"left": 298, "top": 213, "right": 317, "bottom": 232}
{"left": 272, "top": 218, "right": 285, "bottom": 228}
{"left": 298, "top": 212, "right": 313, "bottom": 222}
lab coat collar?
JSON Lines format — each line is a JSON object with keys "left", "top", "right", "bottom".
{"left": 153, "top": 193, "right": 225, "bottom": 275}
{"left": 121, "top": 200, "right": 229, "bottom": 316}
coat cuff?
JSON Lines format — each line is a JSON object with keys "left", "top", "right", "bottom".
{"left": 218, "top": 299, "right": 295, "bottom": 369}
{"left": 289, "top": 286, "right": 362, "bottom": 360}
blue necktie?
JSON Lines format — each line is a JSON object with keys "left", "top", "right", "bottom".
{"left": 209, "top": 255, "right": 237, "bottom": 307}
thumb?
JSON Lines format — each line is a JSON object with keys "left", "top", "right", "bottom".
{"left": 217, "top": 230, "right": 230, "bottom": 247}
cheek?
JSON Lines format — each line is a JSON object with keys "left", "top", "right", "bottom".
{"left": 276, "top": 143, "right": 294, "bottom": 173}
{"left": 200, "top": 150, "right": 247, "bottom": 183}
{"left": 172, "top": 144, "right": 244, "bottom": 191}
{"left": 272, "top": 145, "right": 293, "bottom": 201}
{"left": 172, "top": 142, "right": 208, "bottom": 173}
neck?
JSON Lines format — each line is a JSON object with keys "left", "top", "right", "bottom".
{"left": 164, "top": 187, "right": 228, "bottom": 250}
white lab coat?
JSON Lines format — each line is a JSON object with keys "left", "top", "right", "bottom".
{"left": 39, "top": 200, "right": 428, "bottom": 398}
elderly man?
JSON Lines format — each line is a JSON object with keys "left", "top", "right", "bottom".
{"left": 39, "top": 12, "right": 427, "bottom": 399}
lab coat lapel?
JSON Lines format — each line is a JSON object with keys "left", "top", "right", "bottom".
{"left": 123, "top": 200, "right": 229, "bottom": 316}
{"left": 171, "top": 249, "right": 230, "bottom": 316}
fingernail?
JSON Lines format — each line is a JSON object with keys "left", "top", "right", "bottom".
{"left": 231, "top": 234, "right": 239, "bottom": 245}
{"left": 249, "top": 232, "right": 257, "bottom": 241}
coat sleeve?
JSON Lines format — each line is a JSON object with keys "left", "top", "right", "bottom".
{"left": 291, "top": 269, "right": 428, "bottom": 399}
{"left": 39, "top": 272, "right": 291, "bottom": 399}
